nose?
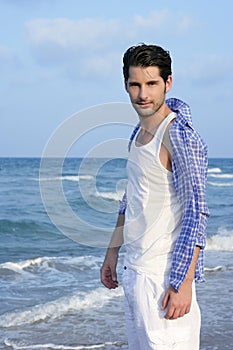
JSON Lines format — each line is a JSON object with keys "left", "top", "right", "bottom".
{"left": 138, "top": 86, "right": 148, "bottom": 101}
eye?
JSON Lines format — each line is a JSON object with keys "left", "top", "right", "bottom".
{"left": 148, "top": 81, "right": 158, "bottom": 86}
{"left": 129, "top": 82, "right": 140, "bottom": 87}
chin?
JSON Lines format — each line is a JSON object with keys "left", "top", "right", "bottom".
{"left": 139, "top": 109, "right": 155, "bottom": 118}
{"left": 133, "top": 104, "right": 153, "bottom": 117}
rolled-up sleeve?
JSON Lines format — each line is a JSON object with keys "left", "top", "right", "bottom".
{"left": 195, "top": 212, "right": 208, "bottom": 248}
{"left": 118, "top": 191, "right": 127, "bottom": 215}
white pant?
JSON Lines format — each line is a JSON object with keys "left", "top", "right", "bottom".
{"left": 122, "top": 267, "right": 201, "bottom": 350}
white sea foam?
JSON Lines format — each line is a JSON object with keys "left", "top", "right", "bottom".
{"left": 207, "top": 167, "right": 233, "bottom": 185}
{"left": 206, "top": 229, "right": 233, "bottom": 251}
{"left": 4, "top": 339, "right": 125, "bottom": 350}
{"left": 0, "top": 286, "right": 124, "bottom": 328}
{"left": 208, "top": 173, "right": 233, "bottom": 179}
{"left": 0, "top": 257, "right": 57, "bottom": 276}
{"left": 0, "top": 256, "right": 103, "bottom": 275}
{"left": 208, "top": 167, "right": 222, "bottom": 173}
{"left": 36, "top": 175, "right": 93, "bottom": 182}
{"left": 0, "top": 261, "right": 35, "bottom": 276}
{"left": 204, "top": 266, "right": 226, "bottom": 272}
{"left": 2, "top": 257, "right": 44, "bottom": 270}
{"left": 94, "top": 191, "right": 124, "bottom": 201}
{"left": 207, "top": 181, "right": 233, "bottom": 187}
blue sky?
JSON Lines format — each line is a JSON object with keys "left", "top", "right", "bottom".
{"left": 0, "top": 0, "right": 232, "bottom": 157}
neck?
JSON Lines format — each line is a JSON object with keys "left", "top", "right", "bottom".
{"left": 139, "top": 104, "right": 172, "bottom": 133}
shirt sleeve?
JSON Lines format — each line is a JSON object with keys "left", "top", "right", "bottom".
{"left": 118, "top": 191, "right": 127, "bottom": 215}
{"left": 169, "top": 123, "right": 209, "bottom": 291}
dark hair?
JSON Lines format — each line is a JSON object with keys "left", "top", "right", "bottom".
{"left": 123, "top": 43, "right": 172, "bottom": 83}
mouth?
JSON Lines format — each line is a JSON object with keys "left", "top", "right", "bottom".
{"left": 137, "top": 101, "right": 151, "bottom": 108}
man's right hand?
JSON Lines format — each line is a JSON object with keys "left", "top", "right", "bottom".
{"left": 100, "top": 249, "right": 119, "bottom": 289}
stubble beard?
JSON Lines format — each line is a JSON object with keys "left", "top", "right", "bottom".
{"left": 133, "top": 96, "right": 166, "bottom": 119}
{"left": 132, "top": 86, "right": 167, "bottom": 120}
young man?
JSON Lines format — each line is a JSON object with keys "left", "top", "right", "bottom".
{"left": 100, "top": 44, "right": 209, "bottom": 349}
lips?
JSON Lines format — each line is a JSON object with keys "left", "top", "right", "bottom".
{"left": 138, "top": 102, "right": 151, "bottom": 107}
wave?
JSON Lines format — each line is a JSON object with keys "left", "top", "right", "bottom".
{"left": 94, "top": 191, "right": 124, "bottom": 201}
{"left": 36, "top": 175, "right": 93, "bottom": 182}
{"left": 208, "top": 167, "right": 222, "bottom": 173}
{"left": 208, "top": 173, "right": 233, "bottom": 179}
{"left": 4, "top": 339, "right": 126, "bottom": 350}
{"left": 0, "top": 255, "right": 103, "bottom": 276}
{"left": 0, "top": 286, "right": 124, "bottom": 328}
{"left": 0, "top": 219, "right": 47, "bottom": 233}
{"left": 204, "top": 265, "right": 233, "bottom": 273}
{"left": 207, "top": 181, "right": 233, "bottom": 187}
{"left": 206, "top": 229, "right": 233, "bottom": 251}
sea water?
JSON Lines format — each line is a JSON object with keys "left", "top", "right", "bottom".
{"left": 0, "top": 157, "right": 232, "bottom": 350}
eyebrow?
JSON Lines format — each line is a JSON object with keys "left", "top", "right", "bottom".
{"left": 128, "top": 79, "right": 160, "bottom": 86}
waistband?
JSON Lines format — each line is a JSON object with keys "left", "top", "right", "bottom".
{"left": 123, "top": 252, "right": 173, "bottom": 276}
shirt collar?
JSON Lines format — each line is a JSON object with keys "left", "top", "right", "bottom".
{"left": 166, "top": 97, "right": 193, "bottom": 128}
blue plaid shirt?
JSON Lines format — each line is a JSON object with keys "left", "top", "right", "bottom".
{"left": 119, "top": 98, "right": 209, "bottom": 291}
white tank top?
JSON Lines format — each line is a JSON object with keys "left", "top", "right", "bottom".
{"left": 123, "top": 112, "right": 182, "bottom": 274}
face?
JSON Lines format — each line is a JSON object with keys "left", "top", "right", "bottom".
{"left": 125, "top": 66, "right": 172, "bottom": 119}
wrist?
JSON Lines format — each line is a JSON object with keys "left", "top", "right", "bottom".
{"left": 183, "top": 277, "right": 194, "bottom": 285}
{"left": 107, "top": 247, "right": 119, "bottom": 256}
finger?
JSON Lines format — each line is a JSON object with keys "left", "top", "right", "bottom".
{"left": 170, "top": 308, "right": 181, "bottom": 320}
{"left": 100, "top": 274, "right": 111, "bottom": 288}
{"left": 102, "top": 277, "right": 117, "bottom": 289}
{"left": 111, "top": 270, "right": 118, "bottom": 282}
{"left": 178, "top": 307, "right": 186, "bottom": 318}
{"left": 172, "top": 304, "right": 190, "bottom": 319}
{"left": 161, "top": 292, "right": 169, "bottom": 310}
{"left": 107, "top": 268, "right": 118, "bottom": 286}
{"left": 101, "top": 267, "right": 118, "bottom": 289}
{"left": 100, "top": 267, "right": 112, "bottom": 287}
{"left": 165, "top": 305, "right": 175, "bottom": 319}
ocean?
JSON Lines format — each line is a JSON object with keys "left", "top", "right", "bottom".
{"left": 0, "top": 157, "right": 232, "bottom": 350}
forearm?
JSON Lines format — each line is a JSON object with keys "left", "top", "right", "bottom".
{"left": 184, "top": 245, "right": 200, "bottom": 283}
{"left": 107, "top": 214, "right": 125, "bottom": 251}
{"left": 101, "top": 214, "right": 125, "bottom": 289}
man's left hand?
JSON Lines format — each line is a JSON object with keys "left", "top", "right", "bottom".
{"left": 161, "top": 279, "right": 192, "bottom": 320}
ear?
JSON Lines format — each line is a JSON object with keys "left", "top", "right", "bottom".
{"left": 165, "top": 75, "right": 172, "bottom": 93}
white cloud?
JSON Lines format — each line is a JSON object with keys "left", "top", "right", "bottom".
{"left": 134, "top": 11, "right": 168, "bottom": 29}
{"left": 26, "top": 17, "right": 120, "bottom": 50}
{"left": 133, "top": 10, "right": 193, "bottom": 33}
{"left": 25, "top": 17, "right": 122, "bottom": 76}
{"left": 26, "top": 10, "right": 192, "bottom": 49}
{"left": 25, "top": 11, "right": 193, "bottom": 79}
